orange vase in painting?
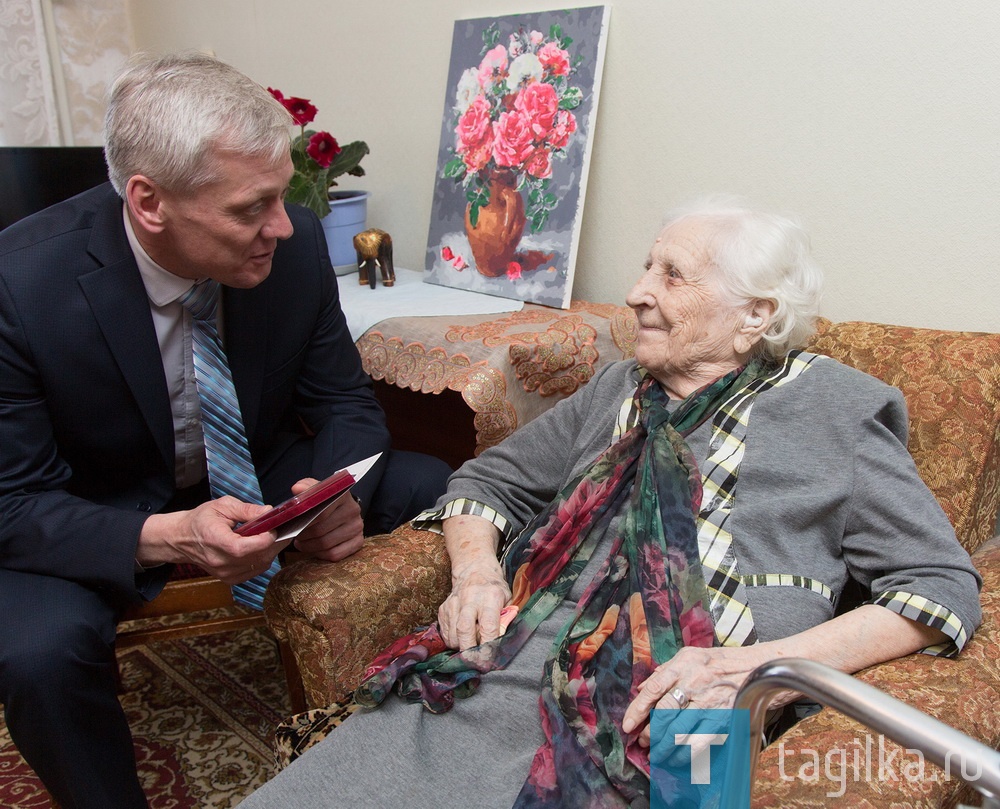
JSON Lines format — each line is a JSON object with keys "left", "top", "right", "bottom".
{"left": 465, "top": 171, "right": 526, "bottom": 277}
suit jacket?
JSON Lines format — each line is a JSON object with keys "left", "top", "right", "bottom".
{"left": 0, "top": 183, "right": 390, "bottom": 603}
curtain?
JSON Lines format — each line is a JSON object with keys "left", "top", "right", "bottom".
{"left": 0, "top": 0, "right": 130, "bottom": 147}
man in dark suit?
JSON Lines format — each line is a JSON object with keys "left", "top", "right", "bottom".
{"left": 0, "top": 52, "right": 450, "bottom": 807}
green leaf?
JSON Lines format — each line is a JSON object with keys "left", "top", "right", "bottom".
{"left": 466, "top": 179, "right": 490, "bottom": 227}
{"left": 530, "top": 210, "right": 549, "bottom": 233}
{"left": 549, "top": 23, "right": 563, "bottom": 41}
{"left": 287, "top": 172, "right": 331, "bottom": 219}
{"left": 290, "top": 147, "right": 314, "bottom": 175}
{"left": 443, "top": 158, "right": 467, "bottom": 180}
{"left": 482, "top": 21, "right": 501, "bottom": 52}
{"left": 560, "top": 36, "right": 573, "bottom": 49}
{"left": 327, "top": 140, "right": 370, "bottom": 182}
{"left": 559, "top": 86, "right": 583, "bottom": 110}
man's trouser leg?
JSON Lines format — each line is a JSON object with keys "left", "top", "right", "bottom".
{"left": 0, "top": 568, "right": 148, "bottom": 809}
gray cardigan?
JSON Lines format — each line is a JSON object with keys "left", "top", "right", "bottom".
{"left": 435, "top": 357, "right": 982, "bottom": 651}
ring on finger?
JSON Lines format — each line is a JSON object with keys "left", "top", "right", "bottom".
{"left": 670, "top": 686, "right": 690, "bottom": 710}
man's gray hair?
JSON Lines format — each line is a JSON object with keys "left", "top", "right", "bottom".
{"left": 104, "top": 51, "right": 292, "bottom": 195}
{"left": 661, "top": 196, "right": 824, "bottom": 360}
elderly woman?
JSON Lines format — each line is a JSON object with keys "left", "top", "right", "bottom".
{"left": 240, "top": 200, "right": 981, "bottom": 808}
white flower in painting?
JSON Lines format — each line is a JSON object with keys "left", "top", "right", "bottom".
{"left": 506, "top": 53, "right": 542, "bottom": 93}
{"left": 508, "top": 33, "right": 524, "bottom": 58}
{"left": 453, "top": 67, "right": 481, "bottom": 112}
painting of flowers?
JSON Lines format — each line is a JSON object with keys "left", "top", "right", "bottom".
{"left": 424, "top": 6, "right": 610, "bottom": 308}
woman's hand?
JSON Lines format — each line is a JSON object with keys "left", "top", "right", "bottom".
{"left": 439, "top": 513, "right": 511, "bottom": 650}
{"left": 621, "top": 605, "right": 949, "bottom": 747}
{"left": 438, "top": 564, "right": 512, "bottom": 650}
{"left": 621, "top": 645, "right": 780, "bottom": 747}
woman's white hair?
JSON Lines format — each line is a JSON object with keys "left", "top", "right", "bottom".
{"left": 661, "top": 195, "right": 824, "bottom": 360}
{"left": 104, "top": 51, "right": 292, "bottom": 195}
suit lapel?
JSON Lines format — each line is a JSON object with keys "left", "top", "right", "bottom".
{"left": 223, "top": 285, "right": 268, "bottom": 439}
{"left": 78, "top": 194, "right": 174, "bottom": 471}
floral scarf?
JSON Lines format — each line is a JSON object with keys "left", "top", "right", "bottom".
{"left": 355, "top": 362, "right": 768, "bottom": 807}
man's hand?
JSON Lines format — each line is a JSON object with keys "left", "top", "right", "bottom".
{"left": 288, "top": 478, "right": 365, "bottom": 562}
{"left": 137, "top": 496, "right": 289, "bottom": 584}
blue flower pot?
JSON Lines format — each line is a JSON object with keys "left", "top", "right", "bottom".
{"left": 321, "top": 190, "right": 369, "bottom": 275}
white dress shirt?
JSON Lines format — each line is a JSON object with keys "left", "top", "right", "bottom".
{"left": 122, "top": 205, "right": 207, "bottom": 489}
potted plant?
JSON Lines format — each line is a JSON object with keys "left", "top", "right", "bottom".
{"left": 269, "top": 87, "right": 370, "bottom": 271}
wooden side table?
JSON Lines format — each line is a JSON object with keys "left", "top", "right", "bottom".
{"left": 355, "top": 300, "right": 638, "bottom": 469}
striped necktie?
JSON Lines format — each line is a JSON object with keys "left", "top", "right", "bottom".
{"left": 179, "top": 280, "right": 280, "bottom": 611}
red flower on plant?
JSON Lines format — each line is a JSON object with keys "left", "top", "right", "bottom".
{"left": 306, "top": 131, "right": 341, "bottom": 167}
{"left": 276, "top": 94, "right": 318, "bottom": 127}
{"left": 267, "top": 87, "right": 285, "bottom": 103}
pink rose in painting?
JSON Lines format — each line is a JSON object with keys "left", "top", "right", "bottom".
{"left": 537, "top": 41, "right": 571, "bottom": 76}
{"left": 455, "top": 95, "right": 494, "bottom": 171}
{"left": 456, "top": 95, "right": 492, "bottom": 147}
{"left": 514, "top": 82, "right": 559, "bottom": 140}
{"left": 306, "top": 131, "right": 340, "bottom": 167}
{"left": 453, "top": 255, "right": 468, "bottom": 270}
{"left": 547, "top": 110, "right": 577, "bottom": 150}
{"left": 524, "top": 148, "right": 552, "bottom": 179}
{"left": 477, "top": 44, "right": 508, "bottom": 89}
{"left": 529, "top": 30, "right": 544, "bottom": 46}
{"left": 506, "top": 261, "right": 522, "bottom": 280}
{"left": 441, "top": 246, "right": 454, "bottom": 261}
{"left": 492, "top": 110, "right": 535, "bottom": 168}
{"left": 462, "top": 140, "right": 493, "bottom": 172}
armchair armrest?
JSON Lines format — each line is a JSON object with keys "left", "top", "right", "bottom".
{"left": 752, "top": 536, "right": 1000, "bottom": 807}
{"left": 264, "top": 525, "right": 450, "bottom": 708}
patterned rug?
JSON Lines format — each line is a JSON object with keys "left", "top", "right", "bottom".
{"left": 0, "top": 616, "right": 291, "bottom": 808}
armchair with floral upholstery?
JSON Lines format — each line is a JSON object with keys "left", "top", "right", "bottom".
{"left": 263, "top": 314, "right": 1000, "bottom": 806}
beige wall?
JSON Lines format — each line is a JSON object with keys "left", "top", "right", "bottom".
{"left": 127, "top": 0, "right": 1000, "bottom": 331}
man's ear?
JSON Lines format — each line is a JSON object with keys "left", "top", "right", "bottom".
{"left": 124, "top": 175, "right": 168, "bottom": 234}
{"left": 735, "top": 299, "right": 776, "bottom": 355}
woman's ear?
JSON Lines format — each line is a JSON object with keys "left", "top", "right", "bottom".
{"left": 734, "top": 299, "right": 776, "bottom": 355}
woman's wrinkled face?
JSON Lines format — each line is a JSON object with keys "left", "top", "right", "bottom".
{"left": 625, "top": 218, "right": 746, "bottom": 394}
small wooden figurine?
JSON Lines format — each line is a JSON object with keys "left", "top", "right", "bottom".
{"left": 353, "top": 228, "right": 395, "bottom": 289}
